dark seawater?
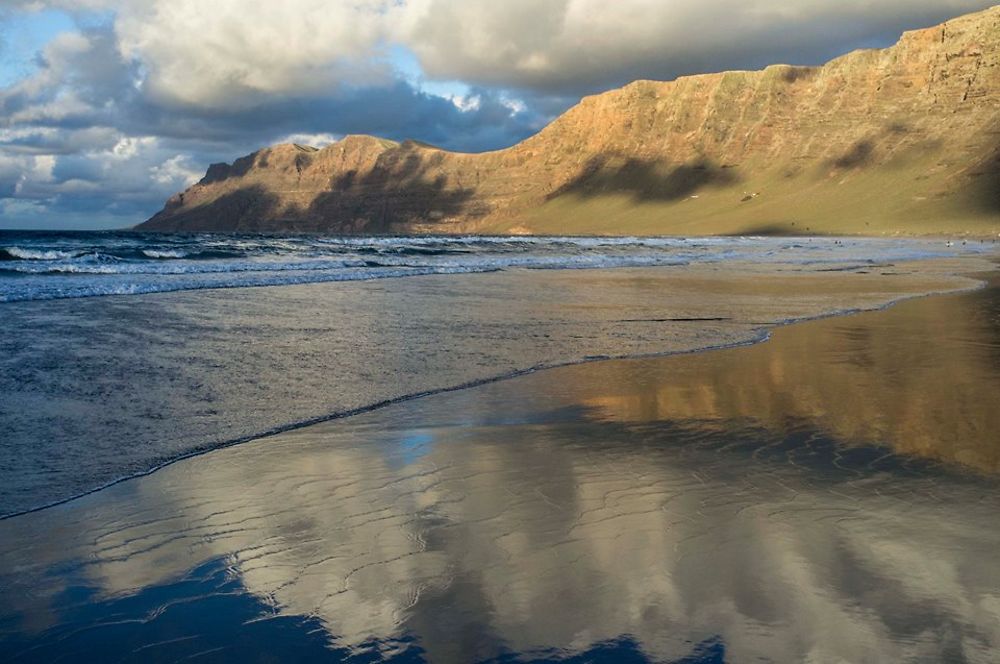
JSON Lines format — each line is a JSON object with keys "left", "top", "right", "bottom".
{"left": 0, "top": 230, "right": 988, "bottom": 302}
{"left": 0, "top": 281, "right": 997, "bottom": 663}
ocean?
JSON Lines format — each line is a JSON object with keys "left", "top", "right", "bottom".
{"left": 0, "top": 230, "right": 989, "bottom": 302}
{"left": 0, "top": 232, "right": 992, "bottom": 518}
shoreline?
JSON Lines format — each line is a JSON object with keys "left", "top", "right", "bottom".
{"left": 3, "top": 268, "right": 999, "bottom": 662}
{"left": 0, "top": 234, "right": 993, "bottom": 304}
{"left": 3, "top": 254, "right": 995, "bottom": 522}
{"left": 5, "top": 227, "right": 998, "bottom": 238}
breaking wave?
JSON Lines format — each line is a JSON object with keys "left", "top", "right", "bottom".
{"left": 0, "top": 231, "right": 989, "bottom": 303}
{"left": 1, "top": 247, "right": 82, "bottom": 261}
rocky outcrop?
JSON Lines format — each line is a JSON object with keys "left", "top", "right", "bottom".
{"left": 140, "top": 6, "right": 1000, "bottom": 236}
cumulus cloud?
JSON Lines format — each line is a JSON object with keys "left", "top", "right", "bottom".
{"left": 113, "top": 0, "right": 393, "bottom": 108}
{"left": 395, "top": 0, "right": 997, "bottom": 91}
{"left": 276, "top": 132, "right": 341, "bottom": 148}
{"left": 11, "top": 134, "right": 198, "bottom": 202}
{"left": 17, "top": 0, "right": 994, "bottom": 107}
{"left": 0, "top": 0, "right": 995, "bottom": 227}
{"left": 148, "top": 154, "right": 201, "bottom": 188}
{"left": 0, "top": 23, "right": 135, "bottom": 129}
{"left": 0, "top": 6, "right": 544, "bottom": 227}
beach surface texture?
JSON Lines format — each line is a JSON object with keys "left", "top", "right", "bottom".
{"left": 1, "top": 237, "right": 998, "bottom": 662}
{"left": 0, "top": 234, "right": 994, "bottom": 516}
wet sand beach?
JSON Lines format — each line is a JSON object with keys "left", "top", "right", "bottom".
{"left": 0, "top": 254, "right": 993, "bottom": 516}
{"left": 1, "top": 259, "right": 999, "bottom": 663}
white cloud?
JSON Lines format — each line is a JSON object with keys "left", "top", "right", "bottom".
{"left": 28, "top": 153, "right": 53, "bottom": 181}
{"left": 277, "top": 132, "right": 341, "bottom": 148}
{"left": 0, "top": 196, "right": 47, "bottom": 219}
{"left": 113, "top": 0, "right": 393, "bottom": 108}
{"left": 394, "top": 0, "right": 998, "bottom": 90}
{"left": 149, "top": 154, "right": 201, "bottom": 188}
{"left": 10, "top": 0, "right": 995, "bottom": 107}
{"left": 500, "top": 96, "right": 527, "bottom": 115}
{"left": 451, "top": 94, "right": 480, "bottom": 112}
{"left": 5, "top": 131, "right": 201, "bottom": 211}
{"left": 110, "top": 135, "right": 154, "bottom": 159}
{"left": 0, "top": 126, "right": 121, "bottom": 155}
{"left": 1, "top": 31, "right": 91, "bottom": 101}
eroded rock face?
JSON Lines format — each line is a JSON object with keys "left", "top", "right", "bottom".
{"left": 139, "top": 7, "right": 1000, "bottom": 236}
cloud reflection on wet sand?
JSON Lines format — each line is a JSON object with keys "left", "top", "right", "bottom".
{"left": 1, "top": 281, "right": 999, "bottom": 663}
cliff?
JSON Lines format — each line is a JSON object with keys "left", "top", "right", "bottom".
{"left": 139, "top": 6, "right": 1000, "bottom": 236}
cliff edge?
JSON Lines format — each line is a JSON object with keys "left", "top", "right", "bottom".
{"left": 140, "top": 6, "right": 1000, "bottom": 236}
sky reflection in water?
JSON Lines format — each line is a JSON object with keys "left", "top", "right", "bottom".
{"left": 1, "top": 283, "right": 998, "bottom": 663}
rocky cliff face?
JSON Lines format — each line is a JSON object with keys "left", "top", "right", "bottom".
{"left": 140, "top": 6, "right": 1000, "bottom": 236}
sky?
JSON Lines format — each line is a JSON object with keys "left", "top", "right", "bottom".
{"left": 0, "top": 0, "right": 995, "bottom": 230}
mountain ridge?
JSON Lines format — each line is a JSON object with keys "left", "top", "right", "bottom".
{"left": 139, "top": 5, "right": 1000, "bottom": 236}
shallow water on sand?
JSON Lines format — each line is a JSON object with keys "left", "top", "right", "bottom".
{"left": 1, "top": 280, "right": 998, "bottom": 663}
{"left": 2, "top": 257, "right": 983, "bottom": 516}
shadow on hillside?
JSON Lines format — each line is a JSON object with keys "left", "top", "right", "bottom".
{"left": 831, "top": 140, "right": 875, "bottom": 169}
{"left": 828, "top": 124, "right": 912, "bottom": 171}
{"left": 722, "top": 223, "right": 802, "bottom": 237}
{"left": 308, "top": 148, "right": 484, "bottom": 232}
{"left": 144, "top": 186, "right": 281, "bottom": 232}
{"left": 780, "top": 66, "right": 819, "bottom": 83}
{"left": 970, "top": 140, "right": 1000, "bottom": 216}
{"left": 200, "top": 146, "right": 317, "bottom": 185}
{"left": 548, "top": 156, "right": 739, "bottom": 203}
{"left": 200, "top": 156, "right": 257, "bottom": 185}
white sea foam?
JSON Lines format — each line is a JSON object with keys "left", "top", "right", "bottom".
{"left": 0, "top": 265, "right": 497, "bottom": 302}
{"left": 142, "top": 249, "right": 189, "bottom": 259}
{"left": 3, "top": 247, "right": 80, "bottom": 260}
{"left": 0, "top": 233, "right": 991, "bottom": 303}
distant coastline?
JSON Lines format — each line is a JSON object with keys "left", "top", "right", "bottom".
{"left": 139, "top": 6, "right": 1000, "bottom": 237}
